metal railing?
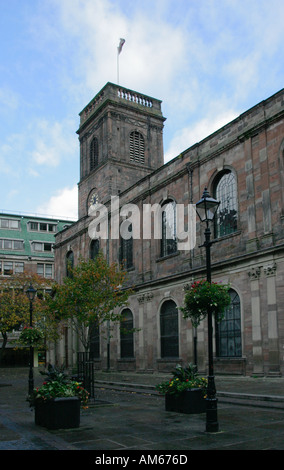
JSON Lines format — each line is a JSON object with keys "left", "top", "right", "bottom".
{"left": 76, "top": 352, "right": 95, "bottom": 399}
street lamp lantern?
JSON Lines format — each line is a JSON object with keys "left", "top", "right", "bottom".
{"left": 195, "top": 188, "right": 220, "bottom": 224}
{"left": 196, "top": 188, "right": 220, "bottom": 433}
{"left": 25, "top": 283, "right": 37, "bottom": 396}
{"left": 26, "top": 283, "right": 37, "bottom": 302}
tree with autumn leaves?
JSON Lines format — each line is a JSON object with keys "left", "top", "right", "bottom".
{"left": 0, "top": 273, "right": 60, "bottom": 364}
{"left": 0, "top": 253, "right": 132, "bottom": 362}
{"left": 45, "top": 252, "right": 132, "bottom": 353}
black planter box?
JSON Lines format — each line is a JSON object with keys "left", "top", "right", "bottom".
{"left": 35, "top": 397, "right": 81, "bottom": 430}
{"left": 165, "top": 388, "right": 206, "bottom": 414}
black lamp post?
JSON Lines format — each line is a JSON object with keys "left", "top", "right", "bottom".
{"left": 26, "top": 283, "right": 37, "bottom": 396}
{"left": 195, "top": 188, "right": 220, "bottom": 433}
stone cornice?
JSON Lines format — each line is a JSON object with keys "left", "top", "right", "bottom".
{"left": 129, "top": 242, "right": 284, "bottom": 293}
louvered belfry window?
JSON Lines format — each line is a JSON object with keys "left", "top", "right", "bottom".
{"left": 130, "top": 131, "right": 145, "bottom": 164}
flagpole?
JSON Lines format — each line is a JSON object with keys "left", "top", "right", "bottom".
{"left": 117, "top": 48, "right": 119, "bottom": 85}
{"left": 117, "top": 38, "right": 125, "bottom": 86}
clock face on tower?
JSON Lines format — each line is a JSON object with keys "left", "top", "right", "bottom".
{"left": 88, "top": 190, "right": 99, "bottom": 207}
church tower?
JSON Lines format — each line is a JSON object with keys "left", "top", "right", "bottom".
{"left": 77, "top": 82, "right": 166, "bottom": 219}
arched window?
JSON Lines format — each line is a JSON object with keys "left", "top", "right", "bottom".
{"left": 217, "top": 289, "right": 241, "bottom": 357}
{"left": 90, "top": 137, "right": 98, "bottom": 171}
{"left": 279, "top": 139, "right": 284, "bottom": 215}
{"left": 214, "top": 171, "right": 238, "bottom": 238}
{"left": 161, "top": 200, "right": 177, "bottom": 257}
{"left": 66, "top": 250, "right": 74, "bottom": 277}
{"left": 120, "top": 223, "right": 133, "bottom": 270}
{"left": 130, "top": 131, "right": 145, "bottom": 164}
{"left": 90, "top": 239, "right": 99, "bottom": 260}
{"left": 120, "top": 309, "right": 134, "bottom": 358}
{"left": 160, "top": 300, "right": 179, "bottom": 358}
{"left": 90, "top": 321, "right": 100, "bottom": 359}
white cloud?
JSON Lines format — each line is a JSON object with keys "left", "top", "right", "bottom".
{"left": 0, "top": 134, "right": 27, "bottom": 176}
{"left": 164, "top": 109, "right": 239, "bottom": 163}
{"left": 31, "top": 119, "right": 77, "bottom": 167}
{"left": 0, "top": 87, "right": 18, "bottom": 110}
{"left": 36, "top": 185, "right": 78, "bottom": 220}
{"left": 1, "top": 0, "right": 283, "bottom": 216}
{"left": 28, "top": 168, "right": 40, "bottom": 178}
{"left": 37, "top": 0, "right": 284, "bottom": 137}
{"left": 52, "top": 0, "right": 189, "bottom": 96}
{"left": 0, "top": 147, "right": 13, "bottom": 175}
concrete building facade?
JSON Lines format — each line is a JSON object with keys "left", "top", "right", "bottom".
{"left": 0, "top": 212, "right": 74, "bottom": 366}
{"left": 0, "top": 212, "right": 73, "bottom": 280}
{"left": 54, "top": 83, "right": 284, "bottom": 377}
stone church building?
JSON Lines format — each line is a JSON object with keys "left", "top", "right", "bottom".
{"left": 52, "top": 82, "right": 284, "bottom": 377}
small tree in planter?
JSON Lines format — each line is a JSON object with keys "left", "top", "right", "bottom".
{"left": 156, "top": 364, "right": 208, "bottom": 414}
{"left": 29, "top": 365, "right": 89, "bottom": 430}
{"left": 181, "top": 279, "right": 231, "bottom": 327}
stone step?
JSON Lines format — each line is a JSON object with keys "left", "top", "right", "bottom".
{"left": 94, "top": 380, "right": 284, "bottom": 409}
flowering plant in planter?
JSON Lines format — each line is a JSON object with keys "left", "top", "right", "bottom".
{"left": 18, "top": 326, "right": 44, "bottom": 347}
{"left": 181, "top": 279, "right": 231, "bottom": 327}
{"left": 156, "top": 363, "right": 208, "bottom": 397}
{"left": 28, "top": 365, "right": 89, "bottom": 409}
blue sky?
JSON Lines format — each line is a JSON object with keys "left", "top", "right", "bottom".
{"left": 0, "top": 0, "right": 283, "bottom": 220}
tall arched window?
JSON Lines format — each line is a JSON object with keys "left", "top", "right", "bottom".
{"left": 90, "top": 239, "right": 99, "bottom": 260}
{"left": 120, "top": 223, "right": 133, "bottom": 270}
{"left": 120, "top": 309, "right": 134, "bottom": 358}
{"left": 214, "top": 171, "right": 238, "bottom": 238}
{"left": 90, "top": 137, "right": 98, "bottom": 171}
{"left": 161, "top": 200, "right": 177, "bottom": 257}
{"left": 130, "top": 131, "right": 145, "bottom": 164}
{"left": 217, "top": 289, "right": 241, "bottom": 357}
{"left": 90, "top": 321, "right": 100, "bottom": 359}
{"left": 66, "top": 250, "right": 74, "bottom": 277}
{"left": 279, "top": 139, "right": 284, "bottom": 215}
{"left": 160, "top": 300, "right": 179, "bottom": 358}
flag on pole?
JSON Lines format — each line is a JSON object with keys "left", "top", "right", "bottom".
{"left": 118, "top": 38, "right": 125, "bottom": 54}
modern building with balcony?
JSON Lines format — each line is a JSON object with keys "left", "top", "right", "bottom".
{"left": 0, "top": 212, "right": 74, "bottom": 365}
